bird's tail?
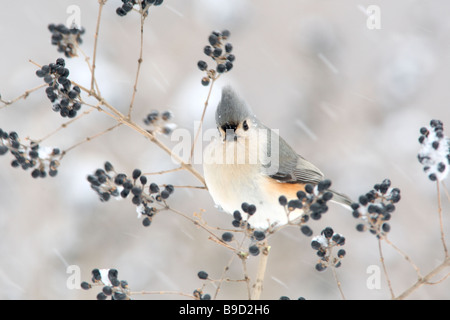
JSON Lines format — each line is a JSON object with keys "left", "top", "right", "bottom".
{"left": 330, "top": 189, "right": 353, "bottom": 209}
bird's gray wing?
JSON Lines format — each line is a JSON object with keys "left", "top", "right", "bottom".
{"left": 260, "top": 126, "right": 324, "bottom": 184}
{"left": 260, "top": 124, "right": 352, "bottom": 206}
{"left": 269, "top": 154, "right": 325, "bottom": 184}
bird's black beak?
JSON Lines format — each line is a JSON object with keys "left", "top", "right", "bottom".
{"left": 221, "top": 122, "right": 238, "bottom": 141}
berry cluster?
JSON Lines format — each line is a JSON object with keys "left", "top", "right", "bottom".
{"left": 0, "top": 128, "right": 61, "bottom": 178}
{"left": 81, "top": 268, "right": 130, "bottom": 300}
{"left": 198, "top": 30, "right": 235, "bottom": 86}
{"left": 194, "top": 271, "right": 212, "bottom": 300}
{"left": 230, "top": 202, "right": 257, "bottom": 229}
{"left": 36, "top": 58, "right": 82, "bottom": 118}
{"left": 143, "top": 110, "right": 176, "bottom": 136}
{"left": 193, "top": 288, "right": 211, "bottom": 300}
{"left": 278, "top": 180, "right": 335, "bottom": 236}
{"left": 226, "top": 203, "right": 267, "bottom": 257}
{"left": 311, "top": 227, "right": 346, "bottom": 272}
{"left": 417, "top": 119, "right": 450, "bottom": 182}
{"left": 351, "top": 179, "right": 400, "bottom": 237}
{"left": 87, "top": 161, "right": 174, "bottom": 227}
{"left": 48, "top": 23, "right": 85, "bottom": 58}
{"left": 116, "top": 0, "right": 164, "bottom": 17}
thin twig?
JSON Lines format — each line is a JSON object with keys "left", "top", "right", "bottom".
{"left": 72, "top": 55, "right": 207, "bottom": 186}
{"left": 383, "top": 237, "right": 422, "bottom": 278}
{"left": 76, "top": 45, "right": 101, "bottom": 95}
{"left": 208, "top": 235, "right": 237, "bottom": 252}
{"left": 34, "top": 105, "right": 98, "bottom": 144}
{"left": 60, "top": 123, "right": 122, "bottom": 159}
{"left": 441, "top": 181, "right": 450, "bottom": 203}
{"left": 84, "top": 87, "right": 206, "bottom": 186}
{"left": 425, "top": 272, "right": 450, "bottom": 285}
{"left": 90, "top": 0, "right": 106, "bottom": 94}
{"left": 250, "top": 240, "right": 270, "bottom": 300}
{"left": 240, "top": 256, "right": 252, "bottom": 300}
{"left": 189, "top": 76, "right": 219, "bottom": 163}
{"left": 436, "top": 181, "right": 448, "bottom": 258}
{"left": 209, "top": 277, "right": 248, "bottom": 284}
{"left": 236, "top": 232, "right": 252, "bottom": 299}
{"left": 213, "top": 253, "right": 238, "bottom": 300}
{"left": 28, "top": 59, "right": 42, "bottom": 69}
{"left": 331, "top": 264, "right": 346, "bottom": 300}
{"left": 143, "top": 166, "right": 183, "bottom": 176}
{"left": 72, "top": 81, "right": 124, "bottom": 120}
{"left": 168, "top": 207, "right": 224, "bottom": 244}
{"left": 127, "top": 7, "right": 147, "bottom": 118}
{"left": 127, "top": 119, "right": 206, "bottom": 185}
{"left": 0, "top": 83, "right": 47, "bottom": 109}
{"left": 394, "top": 256, "right": 450, "bottom": 300}
{"left": 378, "top": 238, "right": 395, "bottom": 299}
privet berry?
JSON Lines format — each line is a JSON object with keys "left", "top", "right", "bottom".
{"left": 278, "top": 179, "right": 335, "bottom": 235}
{"left": 247, "top": 204, "right": 256, "bottom": 215}
{"left": 197, "top": 60, "right": 208, "bottom": 71}
{"left": 80, "top": 282, "right": 91, "bottom": 290}
{"left": 417, "top": 119, "right": 450, "bottom": 181}
{"left": 198, "top": 30, "right": 235, "bottom": 86}
{"left": 36, "top": 58, "right": 82, "bottom": 118}
{"left": 0, "top": 128, "right": 61, "bottom": 178}
{"left": 351, "top": 179, "right": 400, "bottom": 237}
{"left": 143, "top": 110, "right": 176, "bottom": 136}
{"left": 48, "top": 23, "right": 85, "bottom": 58}
{"left": 249, "top": 245, "right": 260, "bottom": 256}
{"left": 300, "top": 225, "right": 313, "bottom": 237}
{"left": 253, "top": 230, "right": 266, "bottom": 241}
{"left": 197, "top": 271, "right": 208, "bottom": 280}
{"left": 311, "top": 228, "right": 346, "bottom": 272}
{"left": 82, "top": 268, "right": 131, "bottom": 300}
{"left": 222, "top": 232, "right": 233, "bottom": 242}
{"left": 102, "top": 286, "right": 113, "bottom": 296}
{"left": 278, "top": 195, "right": 287, "bottom": 206}
{"left": 97, "top": 292, "right": 107, "bottom": 300}
{"left": 87, "top": 162, "right": 173, "bottom": 227}
{"left": 142, "top": 217, "right": 151, "bottom": 227}
{"left": 116, "top": 0, "right": 164, "bottom": 17}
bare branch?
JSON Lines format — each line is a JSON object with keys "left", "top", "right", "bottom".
{"left": 189, "top": 76, "right": 219, "bottom": 163}
{"left": 127, "top": 6, "right": 147, "bottom": 118}
{"left": 90, "top": 1, "right": 106, "bottom": 94}
{"left": 394, "top": 257, "right": 450, "bottom": 300}
{"left": 250, "top": 240, "right": 270, "bottom": 300}
{"left": 383, "top": 236, "right": 422, "bottom": 278}
{"left": 60, "top": 123, "right": 122, "bottom": 159}
{"left": 0, "top": 83, "right": 47, "bottom": 109}
{"left": 331, "top": 263, "right": 346, "bottom": 300}
{"left": 378, "top": 239, "right": 395, "bottom": 299}
{"left": 34, "top": 105, "right": 97, "bottom": 144}
{"left": 436, "top": 181, "right": 449, "bottom": 258}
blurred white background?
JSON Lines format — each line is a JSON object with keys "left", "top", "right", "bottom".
{"left": 0, "top": 0, "right": 449, "bottom": 299}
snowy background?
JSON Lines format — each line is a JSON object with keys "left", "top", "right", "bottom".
{"left": 0, "top": 0, "right": 449, "bottom": 299}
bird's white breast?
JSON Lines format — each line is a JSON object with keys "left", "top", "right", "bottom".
{"left": 203, "top": 134, "right": 302, "bottom": 229}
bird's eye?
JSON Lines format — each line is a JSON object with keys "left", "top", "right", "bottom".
{"left": 243, "top": 120, "right": 249, "bottom": 131}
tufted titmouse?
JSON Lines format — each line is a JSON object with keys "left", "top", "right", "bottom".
{"left": 203, "top": 86, "right": 352, "bottom": 230}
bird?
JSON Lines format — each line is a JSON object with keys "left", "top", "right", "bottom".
{"left": 203, "top": 86, "right": 352, "bottom": 230}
